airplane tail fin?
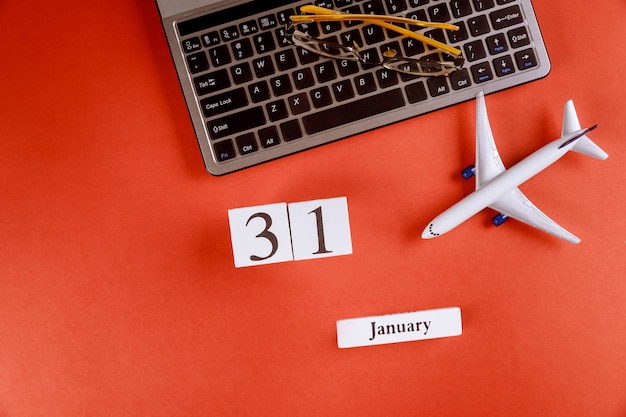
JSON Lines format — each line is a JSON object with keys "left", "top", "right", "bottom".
{"left": 562, "top": 100, "right": 608, "bottom": 160}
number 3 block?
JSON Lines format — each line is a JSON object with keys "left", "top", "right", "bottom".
{"left": 228, "top": 202, "right": 293, "bottom": 268}
{"left": 228, "top": 197, "right": 352, "bottom": 268}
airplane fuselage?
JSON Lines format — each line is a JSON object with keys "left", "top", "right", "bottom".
{"left": 422, "top": 132, "right": 585, "bottom": 239}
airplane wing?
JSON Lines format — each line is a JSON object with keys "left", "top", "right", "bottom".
{"left": 475, "top": 92, "right": 506, "bottom": 190}
{"left": 489, "top": 188, "right": 581, "bottom": 244}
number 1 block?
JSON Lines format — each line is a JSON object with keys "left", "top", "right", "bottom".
{"left": 288, "top": 197, "right": 352, "bottom": 261}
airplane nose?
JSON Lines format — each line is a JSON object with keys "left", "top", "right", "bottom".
{"left": 421, "top": 223, "right": 438, "bottom": 239}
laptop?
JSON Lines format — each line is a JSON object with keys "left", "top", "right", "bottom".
{"left": 155, "top": 0, "right": 550, "bottom": 175}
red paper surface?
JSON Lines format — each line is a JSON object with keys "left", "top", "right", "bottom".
{"left": 0, "top": 1, "right": 624, "bottom": 416}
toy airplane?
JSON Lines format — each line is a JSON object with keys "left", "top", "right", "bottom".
{"left": 422, "top": 92, "right": 608, "bottom": 244}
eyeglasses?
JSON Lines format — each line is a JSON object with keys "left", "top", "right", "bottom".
{"left": 287, "top": 6, "right": 464, "bottom": 77}
{"left": 291, "top": 5, "right": 462, "bottom": 57}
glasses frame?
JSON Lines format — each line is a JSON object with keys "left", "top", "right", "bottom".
{"left": 286, "top": 27, "right": 465, "bottom": 78}
{"left": 290, "top": 5, "right": 462, "bottom": 57}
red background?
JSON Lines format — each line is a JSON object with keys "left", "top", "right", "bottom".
{"left": 1, "top": 1, "right": 624, "bottom": 416}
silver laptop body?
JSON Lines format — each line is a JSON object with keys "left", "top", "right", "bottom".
{"left": 156, "top": 0, "right": 550, "bottom": 175}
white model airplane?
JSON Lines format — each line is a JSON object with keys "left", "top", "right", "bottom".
{"left": 422, "top": 92, "right": 608, "bottom": 244}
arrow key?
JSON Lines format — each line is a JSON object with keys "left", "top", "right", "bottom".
{"left": 470, "top": 61, "right": 494, "bottom": 83}
{"left": 515, "top": 48, "right": 538, "bottom": 70}
{"left": 493, "top": 55, "right": 516, "bottom": 77}
{"left": 486, "top": 33, "right": 508, "bottom": 55}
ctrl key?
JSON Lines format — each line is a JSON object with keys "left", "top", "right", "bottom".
{"left": 214, "top": 139, "right": 236, "bottom": 162}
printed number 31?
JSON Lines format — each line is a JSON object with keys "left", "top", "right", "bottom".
{"left": 228, "top": 197, "right": 352, "bottom": 268}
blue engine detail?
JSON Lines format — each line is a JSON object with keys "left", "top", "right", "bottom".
{"left": 492, "top": 213, "right": 509, "bottom": 226}
{"left": 461, "top": 164, "right": 476, "bottom": 179}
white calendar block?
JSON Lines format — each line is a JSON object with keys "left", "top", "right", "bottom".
{"left": 228, "top": 203, "right": 293, "bottom": 268}
{"left": 288, "top": 197, "right": 352, "bottom": 261}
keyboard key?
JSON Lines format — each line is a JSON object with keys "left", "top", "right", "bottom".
{"left": 340, "top": 29, "right": 364, "bottom": 48}
{"left": 302, "top": 89, "right": 405, "bottom": 135}
{"left": 201, "top": 31, "right": 220, "bottom": 47}
{"left": 515, "top": 48, "right": 538, "bottom": 70}
{"left": 236, "top": 132, "right": 258, "bottom": 155}
{"left": 214, "top": 140, "right": 236, "bottom": 161}
{"left": 288, "top": 93, "right": 311, "bottom": 115}
{"left": 259, "top": 126, "right": 281, "bottom": 148}
{"left": 491, "top": 5, "right": 524, "bottom": 30}
{"left": 363, "top": 0, "right": 386, "bottom": 15}
{"left": 468, "top": 15, "right": 491, "bottom": 36}
{"left": 280, "top": 120, "right": 303, "bottom": 142}
{"left": 193, "top": 69, "right": 230, "bottom": 96}
{"left": 354, "top": 73, "right": 377, "bottom": 95}
{"left": 428, "top": 4, "right": 451, "bottom": 22}
{"left": 292, "top": 68, "right": 316, "bottom": 89}
{"left": 363, "top": 25, "right": 386, "bottom": 45}
{"left": 337, "top": 59, "right": 360, "bottom": 77}
{"left": 231, "top": 62, "right": 253, "bottom": 84}
{"left": 493, "top": 55, "right": 516, "bottom": 77}
{"left": 239, "top": 20, "right": 259, "bottom": 36}
{"left": 200, "top": 87, "right": 248, "bottom": 118}
{"left": 332, "top": 80, "right": 355, "bottom": 102}
{"left": 182, "top": 37, "right": 202, "bottom": 53}
{"left": 335, "top": 0, "right": 356, "bottom": 7}
{"left": 314, "top": 61, "right": 338, "bottom": 83}
{"left": 270, "top": 74, "right": 293, "bottom": 96}
{"left": 320, "top": 21, "right": 342, "bottom": 34}
{"left": 464, "top": 40, "right": 487, "bottom": 62}
{"left": 427, "top": 77, "right": 450, "bottom": 97}
{"left": 402, "top": 37, "right": 426, "bottom": 56}
{"left": 186, "top": 52, "right": 209, "bottom": 74}
{"left": 376, "top": 68, "right": 399, "bottom": 88}
{"left": 275, "top": 49, "right": 298, "bottom": 71}
{"left": 405, "top": 81, "right": 428, "bottom": 104}
{"left": 220, "top": 26, "right": 239, "bottom": 42}
{"left": 447, "top": 21, "right": 469, "bottom": 44}
{"left": 208, "top": 45, "right": 232, "bottom": 66}
{"left": 486, "top": 33, "right": 508, "bottom": 54}
{"left": 266, "top": 99, "right": 289, "bottom": 121}
{"left": 450, "top": 0, "right": 473, "bottom": 18}
{"left": 508, "top": 26, "right": 531, "bottom": 48}
{"left": 208, "top": 107, "right": 266, "bottom": 140}
{"left": 424, "top": 29, "right": 447, "bottom": 50}
{"left": 276, "top": 9, "right": 295, "bottom": 25}
{"left": 232, "top": 38, "right": 254, "bottom": 60}
{"left": 471, "top": 61, "right": 494, "bottom": 83}
{"left": 407, "top": 10, "right": 428, "bottom": 26}
{"left": 450, "top": 68, "right": 472, "bottom": 90}
{"left": 258, "top": 14, "right": 278, "bottom": 30}
{"left": 472, "top": 0, "right": 495, "bottom": 11}
{"left": 253, "top": 32, "right": 276, "bottom": 54}
{"left": 311, "top": 86, "right": 334, "bottom": 108}
{"left": 248, "top": 81, "right": 271, "bottom": 103}
{"left": 252, "top": 56, "right": 275, "bottom": 78}
{"left": 386, "top": 0, "right": 408, "bottom": 13}
{"left": 296, "top": 47, "right": 320, "bottom": 65}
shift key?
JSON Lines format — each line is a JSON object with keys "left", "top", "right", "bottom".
{"left": 207, "top": 107, "right": 266, "bottom": 140}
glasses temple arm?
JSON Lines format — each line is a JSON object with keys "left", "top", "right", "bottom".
{"left": 293, "top": 5, "right": 461, "bottom": 56}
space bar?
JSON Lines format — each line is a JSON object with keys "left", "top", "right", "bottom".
{"left": 302, "top": 89, "right": 405, "bottom": 135}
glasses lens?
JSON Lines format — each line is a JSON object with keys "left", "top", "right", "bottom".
{"left": 383, "top": 56, "right": 462, "bottom": 76}
{"left": 291, "top": 32, "right": 359, "bottom": 60}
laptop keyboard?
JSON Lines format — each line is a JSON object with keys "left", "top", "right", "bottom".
{"left": 170, "top": 0, "right": 550, "bottom": 175}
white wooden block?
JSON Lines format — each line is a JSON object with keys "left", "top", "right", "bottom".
{"left": 228, "top": 202, "right": 293, "bottom": 268}
{"left": 337, "top": 307, "right": 462, "bottom": 348}
{"left": 288, "top": 197, "right": 352, "bottom": 261}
